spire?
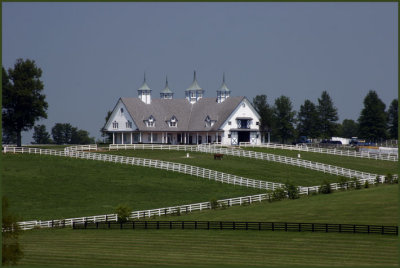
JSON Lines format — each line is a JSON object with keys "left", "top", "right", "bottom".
{"left": 138, "top": 72, "right": 151, "bottom": 91}
{"left": 160, "top": 75, "right": 173, "bottom": 99}
{"left": 218, "top": 72, "right": 230, "bottom": 92}
{"left": 217, "top": 73, "right": 230, "bottom": 103}
{"left": 186, "top": 70, "right": 202, "bottom": 91}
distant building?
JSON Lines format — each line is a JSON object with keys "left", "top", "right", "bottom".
{"left": 104, "top": 72, "right": 261, "bottom": 145}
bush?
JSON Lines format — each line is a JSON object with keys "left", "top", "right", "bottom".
{"left": 115, "top": 204, "right": 131, "bottom": 223}
{"left": 284, "top": 181, "right": 299, "bottom": 200}
{"left": 338, "top": 177, "right": 348, "bottom": 190}
{"left": 375, "top": 176, "right": 381, "bottom": 185}
{"left": 210, "top": 198, "right": 219, "bottom": 209}
{"left": 319, "top": 181, "right": 332, "bottom": 194}
{"left": 272, "top": 188, "right": 286, "bottom": 201}
{"left": 385, "top": 173, "right": 393, "bottom": 184}
{"left": 353, "top": 178, "right": 362, "bottom": 189}
{"left": 174, "top": 207, "right": 181, "bottom": 216}
{"left": 364, "top": 180, "right": 369, "bottom": 188}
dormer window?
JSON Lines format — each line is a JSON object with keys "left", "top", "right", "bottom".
{"left": 120, "top": 108, "right": 124, "bottom": 114}
{"left": 112, "top": 121, "right": 119, "bottom": 129}
{"left": 144, "top": 115, "right": 155, "bottom": 127}
{"left": 205, "top": 116, "right": 215, "bottom": 127}
{"left": 168, "top": 116, "right": 178, "bottom": 127}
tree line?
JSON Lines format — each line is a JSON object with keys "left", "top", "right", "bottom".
{"left": 2, "top": 59, "right": 95, "bottom": 145}
{"left": 252, "top": 91, "right": 398, "bottom": 144}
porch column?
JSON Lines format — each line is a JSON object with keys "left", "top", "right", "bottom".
{"left": 151, "top": 132, "right": 153, "bottom": 144}
{"left": 122, "top": 133, "right": 124, "bottom": 145}
{"left": 130, "top": 133, "right": 133, "bottom": 144}
{"left": 184, "top": 133, "right": 186, "bottom": 144}
{"left": 139, "top": 132, "right": 142, "bottom": 143}
{"left": 215, "top": 132, "right": 217, "bottom": 143}
{"left": 206, "top": 132, "right": 208, "bottom": 143}
{"left": 113, "top": 133, "right": 115, "bottom": 144}
{"left": 196, "top": 133, "right": 198, "bottom": 145}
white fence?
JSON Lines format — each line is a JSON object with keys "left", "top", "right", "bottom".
{"left": 4, "top": 146, "right": 394, "bottom": 231}
{"left": 108, "top": 143, "right": 387, "bottom": 182}
{"left": 15, "top": 193, "right": 270, "bottom": 230}
{"left": 64, "top": 144, "right": 98, "bottom": 152}
{"left": 239, "top": 142, "right": 398, "bottom": 161}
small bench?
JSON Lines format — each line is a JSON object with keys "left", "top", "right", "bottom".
{"left": 214, "top": 153, "right": 224, "bottom": 160}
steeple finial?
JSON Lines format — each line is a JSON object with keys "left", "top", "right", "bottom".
{"left": 223, "top": 72, "right": 225, "bottom": 84}
{"left": 165, "top": 76, "right": 168, "bottom": 87}
{"left": 144, "top": 72, "right": 146, "bottom": 83}
{"left": 193, "top": 70, "right": 197, "bottom": 82}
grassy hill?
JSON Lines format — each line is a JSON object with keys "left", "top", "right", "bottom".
{"left": 104, "top": 149, "right": 341, "bottom": 186}
{"left": 158, "top": 184, "right": 398, "bottom": 226}
{"left": 2, "top": 153, "right": 263, "bottom": 221}
{"left": 18, "top": 228, "right": 398, "bottom": 267}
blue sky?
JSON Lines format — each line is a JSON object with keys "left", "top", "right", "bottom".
{"left": 2, "top": 2, "right": 398, "bottom": 144}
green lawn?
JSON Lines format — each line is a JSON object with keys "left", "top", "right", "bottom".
{"left": 18, "top": 228, "right": 398, "bottom": 267}
{"left": 104, "top": 149, "right": 341, "bottom": 186}
{"left": 157, "top": 184, "right": 398, "bottom": 226}
{"left": 2, "top": 154, "right": 263, "bottom": 221}
{"left": 242, "top": 147, "right": 398, "bottom": 175}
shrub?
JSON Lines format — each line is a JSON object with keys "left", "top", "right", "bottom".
{"left": 115, "top": 204, "right": 131, "bottom": 223}
{"left": 272, "top": 188, "right": 286, "bottom": 201}
{"left": 375, "top": 176, "right": 381, "bottom": 185}
{"left": 385, "top": 173, "right": 393, "bottom": 184}
{"left": 284, "top": 181, "right": 300, "bottom": 200}
{"left": 210, "top": 198, "right": 219, "bottom": 209}
{"left": 319, "top": 181, "right": 331, "bottom": 194}
{"left": 364, "top": 180, "right": 369, "bottom": 188}
{"left": 338, "top": 177, "right": 348, "bottom": 190}
{"left": 354, "top": 178, "right": 362, "bottom": 189}
{"left": 174, "top": 207, "right": 181, "bottom": 216}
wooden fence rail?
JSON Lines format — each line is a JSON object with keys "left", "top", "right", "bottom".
{"left": 3, "top": 146, "right": 396, "bottom": 231}
{"left": 73, "top": 221, "right": 399, "bottom": 236}
{"left": 239, "top": 142, "right": 398, "bottom": 161}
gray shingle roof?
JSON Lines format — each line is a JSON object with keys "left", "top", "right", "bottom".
{"left": 120, "top": 96, "right": 245, "bottom": 132}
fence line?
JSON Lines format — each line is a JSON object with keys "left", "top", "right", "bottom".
{"left": 73, "top": 220, "right": 399, "bottom": 236}
{"left": 4, "top": 146, "right": 394, "bottom": 231}
{"left": 239, "top": 142, "right": 398, "bottom": 161}
{"left": 15, "top": 192, "right": 271, "bottom": 230}
{"left": 108, "top": 143, "right": 391, "bottom": 184}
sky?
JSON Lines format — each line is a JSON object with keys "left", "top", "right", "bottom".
{"left": 2, "top": 2, "right": 398, "bottom": 144}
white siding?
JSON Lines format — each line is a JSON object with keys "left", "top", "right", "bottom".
{"left": 105, "top": 100, "right": 137, "bottom": 132}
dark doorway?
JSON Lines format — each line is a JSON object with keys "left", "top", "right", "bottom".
{"left": 238, "top": 131, "right": 250, "bottom": 143}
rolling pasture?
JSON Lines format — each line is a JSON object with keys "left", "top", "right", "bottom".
{"left": 3, "top": 145, "right": 398, "bottom": 267}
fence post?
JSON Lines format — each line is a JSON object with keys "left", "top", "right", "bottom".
{"left": 285, "top": 222, "right": 287, "bottom": 232}
{"left": 312, "top": 223, "right": 314, "bottom": 232}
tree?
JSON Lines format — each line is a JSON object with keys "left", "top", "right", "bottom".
{"left": 387, "top": 99, "right": 398, "bottom": 139}
{"left": 272, "top": 96, "right": 296, "bottom": 143}
{"left": 2, "top": 67, "right": 18, "bottom": 144}
{"left": 115, "top": 204, "right": 131, "bottom": 223}
{"left": 2, "top": 197, "right": 23, "bottom": 265}
{"left": 2, "top": 59, "right": 48, "bottom": 146}
{"left": 100, "top": 110, "right": 113, "bottom": 143}
{"left": 51, "top": 123, "right": 73, "bottom": 144}
{"left": 339, "top": 119, "right": 358, "bottom": 138}
{"left": 32, "top": 124, "right": 51, "bottom": 144}
{"left": 317, "top": 91, "right": 338, "bottom": 139}
{"left": 358, "top": 90, "right": 387, "bottom": 141}
{"left": 252, "top": 95, "right": 273, "bottom": 142}
{"left": 296, "top": 99, "right": 320, "bottom": 138}
{"left": 71, "top": 129, "right": 95, "bottom": 144}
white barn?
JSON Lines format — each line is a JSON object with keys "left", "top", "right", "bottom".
{"left": 103, "top": 72, "right": 261, "bottom": 145}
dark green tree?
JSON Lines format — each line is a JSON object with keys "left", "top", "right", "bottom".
{"left": 32, "top": 124, "right": 51, "bottom": 144}
{"left": 358, "top": 90, "right": 387, "bottom": 141}
{"left": 2, "top": 197, "right": 23, "bottom": 265}
{"left": 71, "top": 129, "right": 95, "bottom": 144}
{"left": 100, "top": 110, "right": 113, "bottom": 143}
{"left": 339, "top": 119, "right": 359, "bottom": 138}
{"left": 252, "top": 95, "right": 273, "bottom": 142}
{"left": 387, "top": 99, "right": 398, "bottom": 139}
{"left": 317, "top": 91, "right": 338, "bottom": 139}
{"left": 296, "top": 99, "right": 320, "bottom": 138}
{"left": 2, "top": 59, "right": 48, "bottom": 146}
{"left": 2, "top": 67, "right": 18, "bottom": 144}
{"left": 272, "top": 96, "right": 296, "bottom": 143}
